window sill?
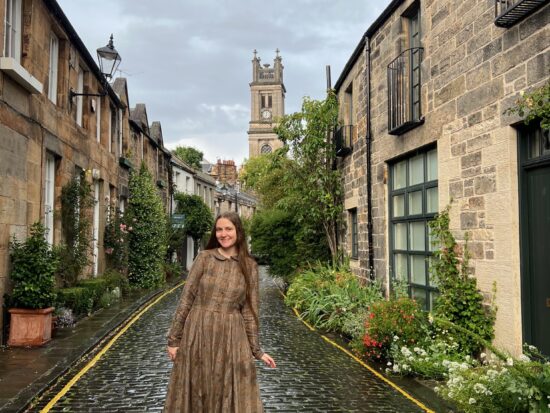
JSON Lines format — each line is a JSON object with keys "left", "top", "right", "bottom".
{"left": 388, "top": 118, "right": 425, "bottom": 136}
{"left": 0, "top": 57, "right": 42, "bottom": 94}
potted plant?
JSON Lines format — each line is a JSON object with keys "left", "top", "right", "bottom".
{"left": 6, "top": 222, "right": 59, "bottom": 346}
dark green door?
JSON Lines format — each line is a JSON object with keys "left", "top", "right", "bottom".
{"left": 520, "top": 124, "right": 550, "bottom": 355}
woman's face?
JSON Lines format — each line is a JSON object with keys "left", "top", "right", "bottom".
{"left": 215, "top": 218, "right": 237, "bottom": 250}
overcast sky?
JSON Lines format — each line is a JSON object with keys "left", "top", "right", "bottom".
{"left": 57, "top": 0, "right": 390, "bottom": 166}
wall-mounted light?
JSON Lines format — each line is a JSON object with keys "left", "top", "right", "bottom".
{"left": 69, "top": 34, "right": 122, "bottom": 105}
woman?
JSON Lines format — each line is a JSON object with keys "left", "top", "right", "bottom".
{"left": 164, "top": 211, "right": 276, "bottom": 413}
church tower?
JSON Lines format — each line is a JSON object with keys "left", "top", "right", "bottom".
{"left": 248, "top": 49, "right": 286, "bottom": 158}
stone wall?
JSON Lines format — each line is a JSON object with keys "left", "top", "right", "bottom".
{"left": 342, "top": 0, "right": 549, "bottom": 354}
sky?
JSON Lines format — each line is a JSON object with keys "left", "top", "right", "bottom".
{"left": 57, "top": 0, "right": 390, "bottom": 166}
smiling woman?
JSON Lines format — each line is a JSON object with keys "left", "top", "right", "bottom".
{"left": 164, "top": 211, "right": 276, "bottom": 412}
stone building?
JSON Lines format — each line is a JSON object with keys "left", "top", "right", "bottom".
{"left": 210, "top": 159, "right": 238, "bottom": 185}
{"left": 0, "top": 0, "right": 172, "bottom": 343}
{"left": 248, "top": 49, "right": 285, "bottom": 157}
{"left": 334, "top": 0, "right": 549, "bottom": 355}
{"left": 215, "top": 183, "right": 257, "bottom": 219}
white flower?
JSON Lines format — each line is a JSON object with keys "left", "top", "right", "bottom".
{"left": 393, "top": 335, "right": 400, "bottom": 341}
{"left": 519, "top": 354, "right": 530, "bottom": 362}
{"left": 393, "top": 364, "right": 400, "bottom": 373}
{"left": 506, "top": 358, "right": 514, "bottom": 366}
{"left": 469, "top": 398, "right": 477, "bottom": 405}
{"left": 387, "top": 361, "right": 392, "bottom": 366}
{"left": 428, "top": 314, "right": 434, "bottom": 324}
{"left": 480, "top": 352, "right": 486, "bottom": 359}
{"left": 474, "top": 383, "right": 487, "bottom": 394}
{"left": 401, "top": 347, "right": 412, "bottom": 357}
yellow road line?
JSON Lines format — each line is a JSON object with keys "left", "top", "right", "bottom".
{"left": 40, "top": 282, "right": 184, "bottom": 413}
{"left": 279, "top": 286, "right": 434, "bottom": 413}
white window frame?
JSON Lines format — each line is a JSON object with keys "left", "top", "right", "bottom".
{"left": 44, "top": 153, "right": 55, "bottom": 244}
{"left": 76, "top": 67, "right": 84, "bottom": 126}
{"left": 108, "top": 107, "right": 113, "bottom": 153}
{"left": 96, "top": 96, "right": 101, "bottom": 143}
{"left": 118, "top": 108, "right": 123, "bottom": 156}
{"left": 47, "top": 34, "right": 58, "bottom": 103}
{"left": 4, "top": 0, "right": 21, "bottom": 61}
{"left": 92, "top": 180, "right": 100, "bottom": 276}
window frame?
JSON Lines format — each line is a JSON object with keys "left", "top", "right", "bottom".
{"left": 44, "top": 152, "right": 56, "bottom": 245}
{"left": 75, "top": 66, "right": 84, "bottom": 126}
{"left": 389, "top": 146, "right": 438, "bottom": 310}
{"left": 350, "top": 208, "right": 358, "bottom": 259}
{"left": 47, "top": 34, "right": 59, "bottom": 104}
{"left": 4, "top": 0, "right": 21, "bottom": 61}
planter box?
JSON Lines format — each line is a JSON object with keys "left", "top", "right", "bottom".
{"left": 8, "top": 307, "right": 54, "bottom": 347}
{"left": 119, "top": 156, "right": 134, "bottom": 170}
{"left": 156, "top": 179, "right": 167, "bottom": 188}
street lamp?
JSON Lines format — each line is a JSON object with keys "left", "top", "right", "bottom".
{"left": 69, "top": 34, "right": 122, "bottom": 104}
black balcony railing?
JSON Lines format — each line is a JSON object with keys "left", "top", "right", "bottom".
{"left": 387, "top": 47, "right": 424, "bottom": 136}
{"left": 494, "top": 0, "right": 547, "bottom": 27}
{"left": 335, "top": 125, "right": 353, "bottom": 157}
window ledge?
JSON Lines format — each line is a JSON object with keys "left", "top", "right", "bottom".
{"left": 388, "top": 118, "right": 425, "bottom": 136}
{"left": 0, "top": 57, "right": 42, "bottom": 94}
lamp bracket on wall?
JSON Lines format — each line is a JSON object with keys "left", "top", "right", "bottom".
{"left": 69, "top": 88, "right": 107, "bottom": 106}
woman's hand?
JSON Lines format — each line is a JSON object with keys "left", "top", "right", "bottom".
{"left": 167, "top": 346, "right": 178, "bottom": 362}
{"left": 261, "top": 353, "right": 276, "bottom": 368}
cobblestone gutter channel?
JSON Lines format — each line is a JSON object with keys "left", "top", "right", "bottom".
{"left": 27, "top": 267, "right": 449, "bottom": 412}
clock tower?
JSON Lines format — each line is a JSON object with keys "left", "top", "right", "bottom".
{"left": 248, "top": 49, "right": 286, "bottom": 158}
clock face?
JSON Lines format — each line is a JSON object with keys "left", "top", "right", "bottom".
{"left": 261, "top": 109, "right": 271, "bottom": 120}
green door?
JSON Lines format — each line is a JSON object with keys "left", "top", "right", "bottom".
{"left": 520, "top": 125, "right": 550, "bottom": 355}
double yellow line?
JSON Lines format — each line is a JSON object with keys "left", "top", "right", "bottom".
{"left": 40, "top": 282, "right": 184, "bottom": 413}
{"left": 282, "top": 290, "right": 435, "bottom": 413}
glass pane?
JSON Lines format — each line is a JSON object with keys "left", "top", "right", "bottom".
{"left": 409, "top": 154, "right": 424, "bottom": 185}
{"left": 394, "top": 254, "right": 408, "bottom": 281}
{"left": 394, "top": 223, "right": 407, "bottom": 250}
{"left": 529, "top": 129, "right": 540, "bottom": 159}
{"left": 409, "top": 221, "right": 426, "bottom": 251}
{"left": 393, "top": 160, "right": 407, "bottom": 190}
{"left": 411, "top": 287, "right": 427, "bottom": 310}
{"left": 409, "top": 191, "right": 422, "bottom": 215}
{"left": 427, "top": 149, "right": 438, "bottom": 181}
{"left": 428, "top": 230, "right": 438, "bottom": 252}
{"left": 542, "top": 129, "right": 550, "bottom": 156}
{"left": 393, "top": 194, "right": 405, "bottom": 217}
{"left": 429, "top": 291, "right": 440, "bottom": 310}
{"left": 411, "top": 255, "right": 426, "bottom": 285}
{"left": 426, "top": 187, "right": 438, "bottom": 213}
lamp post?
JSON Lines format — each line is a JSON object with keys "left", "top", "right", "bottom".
{"left": 69, "top": 34, "right": 122, "bottom": 104}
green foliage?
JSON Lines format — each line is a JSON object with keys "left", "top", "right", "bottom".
{"left": 274, "top": 92, "right": 342, "bottom": 260}
{"left": 164, "top": 261, "right": 184, "bottom": 282}
{"left": 103, "top": 207, "right": 129, "bottom": 273}
{"left": 362, "top": 297, "right": 428, "bottom": 360}
{"left": 504, "top": 80, "right": 550, "bottom": 130}
{"left": 7, "top": 222, "right": 58, "bottom": 309}
{"left": 285, "top": 263, "right": 383, "bottom": 341}
{"left": 173, "top": 193, "right": 213, "bottom": 243}
{"left": 102, "top": 269, "right": 129, "bottom": 294}
{"left": 126, "top": 163, "right": 168, "bottom": 288}
{"left": 57, "top": 173, "right": 94, "bottom": 287}
{"left": 436, "top": 346, "right": 550, "bottom": 413}
{"left": 428, "top": 206, "right": 496, "bottom": 356}
{"left": 56, "top": 287, "right": 94, "bottom": 315}
{"left": 172, "top": 146, "right": 203, "bottom": 170}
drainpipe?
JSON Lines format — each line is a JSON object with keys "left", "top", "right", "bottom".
{"left": 365, "top": 35, "right": 375, "bottom": 280}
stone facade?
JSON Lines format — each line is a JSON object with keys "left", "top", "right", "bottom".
{"left": 210, "top": 159, "right": 238, "bottom": 185}
{"left": 248, "top": 50, "right": 285, "bottom": 157}
{"left": 0, "top": 0, "right": 172, "bottom": 344}
{"left": 335, "top": 0, "right": 549, "bottom": 355}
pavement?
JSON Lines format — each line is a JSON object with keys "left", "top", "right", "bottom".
{"left": 2, "top": 268, "right": 453, "bottom": 412}
{"left": 0, "top": 285, "right": 172, "bottom": 413}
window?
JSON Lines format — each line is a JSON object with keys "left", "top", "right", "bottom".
{"left": 4, "top": 0, "right": 21, "bottom": 61}
{"left": 186, "top": 176, "right": 191, "bottom": 193}
{"left": 390, "top": 147, "right": 438, "bottom": 310}
{"left": 118, "top": 108, "right": 123, "bottom": 156}
{"left": 350, "top": 208, "right": 358, "bottom": 259}
{"left": 261, "top": 94, "right": 272, "bottom": 109}
{"left": 344, "top": 83, "right": 354, "bottom": 126}
{"left": 260, "top": 144, "right": 272, "bottom": 154}
{"left": 76, "top": 67, "right": 84, "bottom": 126}
{"left": 48, "top": 34, "right": 58, "bottom": 103}
{"left": 44, "top": 153, "right": 55, "bottom": 244}
{"left": 110, "top": 106, "right": 117, "bottom": 154}
{"left": 387, "top": 3, "right": 424, "bottom": 135}
{"left": 92, "top": 180, "right": 100, "bottom": 276}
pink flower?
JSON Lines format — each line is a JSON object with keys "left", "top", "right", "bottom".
{"left": 105, "top": 248, "right": 114, "bottom": 255}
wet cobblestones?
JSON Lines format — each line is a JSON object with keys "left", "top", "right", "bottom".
{"left": 31, "top": 268, "right": 431, "bottom": 412}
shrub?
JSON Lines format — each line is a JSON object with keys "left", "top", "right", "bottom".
{"left": 103, "top": 207, "right": 129, "bottom": 273}
{"left": 56, "top": 287, "right": 94, "bottom": 315}
{"left": 286, "top": 263, "right": 382, "bottom": 341}
{"left": 164, "top": 261, "right": 184, "bottom": 282}
{"left": 362, "top": 297, "right": 428, "bottom": 360}
{"left": 78, "top": 278, "right": 110, "bottom": 310}
{"left": 429, "top": 207, "right": 496, "bottom": 356}
{"left": 173, "top": 193, "right": 213, "bottom": 244}
{"left": 7, "top": 223, "right": 58, "bottom": 309}
{"left": 102, "top": 269, "right": 129, "bottom": 294}
{"left": 126, "top": 163, "right": 168, "bottom": 288}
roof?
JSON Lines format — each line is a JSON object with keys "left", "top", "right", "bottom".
{"left": 194, "top": 170, "right": 217, "bottom": 186}
{"left": 150, "top": 121, "right": 163, "bottom": 146}
{"left": 171, "top": 155, "right": 196, "bottom": 174}
{"left": 112, "top": 78, "right": 129, "bottom": 108}
{"left": 44, "top": 0, "right": 122, "bottom": 108}
{"left": 334, "top": 0, "right": 404, "bottom": 92}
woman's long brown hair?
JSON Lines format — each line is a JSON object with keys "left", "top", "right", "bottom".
{"left": 205, "top": 212, "right": 258, "bottom": 325}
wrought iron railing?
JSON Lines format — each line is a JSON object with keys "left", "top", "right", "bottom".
{"left": 387, "top": 47, "right": 424, "bottom": 135}
{"left": 494, "top": 0, "right": 547, "bottom": 27}
{"left": 335, "top": 125, "right": 353, "bottom": 157}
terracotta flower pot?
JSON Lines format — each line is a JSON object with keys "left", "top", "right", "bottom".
{"left": 8, "top": 307, "right": 54, "bottom": 347}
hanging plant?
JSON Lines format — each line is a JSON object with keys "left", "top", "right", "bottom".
{"left": 505, "top": 80, "right": 550, "bottom": 130}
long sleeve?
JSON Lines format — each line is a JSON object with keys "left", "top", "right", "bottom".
{"left": 241, "top": 261, "right": 264, "bottom": 360}
{"left": 167, "top": 252, "right": 205, "bottom": 347}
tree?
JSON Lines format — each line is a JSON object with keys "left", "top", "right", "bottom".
{"left": 274, "top": 91, "right": 342, "bottom": 261}
{"left": 126, "top": 163, "right": 167, "bottom": 288}
{"left": 174, "top": 193, "right": 213, "bottom": 245}
{"left": 172, "top": 146, "right": 204, "bottom": 170}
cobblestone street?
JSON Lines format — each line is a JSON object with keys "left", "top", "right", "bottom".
{"left": 31, "top": 268, "right": 437, "bottom": 412}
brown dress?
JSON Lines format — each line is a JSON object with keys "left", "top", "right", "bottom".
{"left": 164, "top": 249, "right": 264, "bottom": 413}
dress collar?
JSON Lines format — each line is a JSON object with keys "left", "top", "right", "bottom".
{"left": 211, "top": 248, "right": 239, "bottom": 262}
